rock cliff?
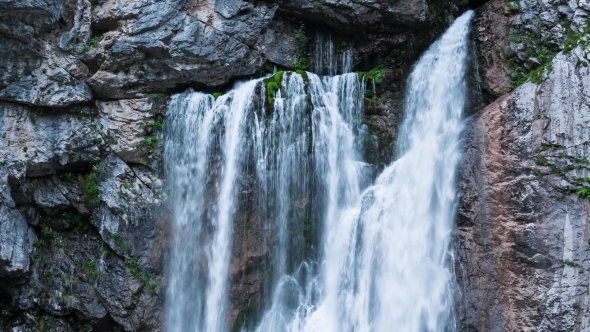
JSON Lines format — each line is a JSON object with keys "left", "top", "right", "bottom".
{"left": 457, "top": 0, "right": 590, "bottom": 331}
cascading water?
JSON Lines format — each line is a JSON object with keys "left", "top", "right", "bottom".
{"left": 314, "top": 33, "right": 354, "bottom": 76}
{"left": 254, "top": 10, "right": 473, "bottom": 332}
{"left": 164, "top": 79, "right": 261, "bottom": 332}
{"left": 164, "top": 71, "right": 365, "bottom": 332}
{"left": 164, "top": 10, "right": 473, "bottom": 332}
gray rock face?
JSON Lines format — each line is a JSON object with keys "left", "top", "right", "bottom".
{"left": 457, "top": 49, "right": 590, "bottom": 331}
{"left": 85, "top": 0, "right": 279, "bottom": 98}
{"left": 0, "top": 0, "right": 451, "bottom": 102}
{"left": 0, "top": 204, "right": 35, "bottom": 278}
{"left": 0, "top": 101, "right": 101, "bottom": 176}
{"left": 97, "top": 98, "right": 156, "bottom": 164}
{"left": 475, "top": 0, "right": 590, "bottom": 97}
{"left": 275, "top": 0, "right": 433, "bottom": 31}
{"left": 0, "top": 99, "right": 165, "bottom": 331}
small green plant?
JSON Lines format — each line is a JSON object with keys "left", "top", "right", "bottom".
{"left": 264, "top": 71, "right": 284, "bottom": 104}
{"left": 362, "top": 67, "right": 391, "bottom": 85}
{"left": 34, "top": 239, "right": 44, "bottom": 249}
{"left": 86, "top": 260, "right": 102, "bottom": 277}
{"left": 565, "top": 260, "right": 579, "bottom": 267}
{"left": 86, "top": 260, "right": 96, "bottom": 270}
{"left": 535, "top": 158, "right": 549, "bottom": 166}
{"left": 505, "top": 46, "right": 515, "bottom": 58}
{"left": 506, "top": 1, "right": 520, "bottom": 12}
{"left": 293, "top": 23, "right": 309, "bottom": 71}
{"left": 113, "top": 232, "right": 131, "bottom": 252}
{"left": 1, "top": 310, "right": 13, "bottom": 317}
{"left": 153, "top": 93, "right": 167, "bottom": 99}
{"left": 578, "top": 187, "right": 590, "bottom": 199}
{"left": 88, "top": 35, "right": 103, "bottom": 47}
{"left": 42, "top": 229, "right": 56, "bottom": 239}
{"left": 138, "top": 135, "right": 158, "bottom": 148}
{"left": 509, "top": 34, "right": 522, "bottom": 43}
{"left": 212, "top": 92, "right": 223, "bottom": 99}
{"left": 148, "top": 282, "right": 157, "bottom": 294}
{"left": 28, "top": 114, "right": 36, "bottom": 124}
{"left": 147, "top": 117, "right": 163, "bottom": 130}
{"left": 83, "top": 164, "right": 101, "bottom": 205}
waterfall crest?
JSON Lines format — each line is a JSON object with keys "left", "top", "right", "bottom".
{"left": 164, "top": 10, "right": 473, "bottom": 332}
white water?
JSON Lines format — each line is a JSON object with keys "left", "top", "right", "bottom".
{"left": 255, "top": 10, "right": 473, "bottom": 332}
{"left": 164, "top": 10, "right": 472, "bottom": 332}
{"left": 315, "top": 33, "right": 354, "bottom": 75}
{"left": 164, "top": 79, "right": 260, "bottom": 332}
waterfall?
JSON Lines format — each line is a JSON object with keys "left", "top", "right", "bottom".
{"left": 163, "top": 72, "right": 365, "bottom": 332}
{"left": 255, "top": 10, "right": 473, "bottom": 332}
{"left": 164, "top": 10, "right": 473, "bottom": 332}
{"left": 314, "top": 33, "right": 354, "bottom": 76}
{"left": 164, "top": 79, "right": 261, "bottom": 332}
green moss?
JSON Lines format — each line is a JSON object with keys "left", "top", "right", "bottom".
{"left": 505, "top": 46, "right": 515, "bottom": 58}
{"left": 232, "top": 304, "right": 255, "bottom": 332}
{"left": 312, "top": 1, "right": 324, "bottom": 8}
{"left": 273, "top": 71, "right": 284, "bottom": 85}
{"left": 295, "top": 70, "right": 309, "bottom": 84}
{"left": 212, "top": 92, "right": 223, "bottom": 99}
{"left": 359, "top": 66, "right": 391, "bottom": 85}
{"left": 266, "top": 82, "right": 279, "bottom": 105}
{"left": 125, "top": 258, "right": 155, "bottom": 285}
{"left": 578, "top": 187, "right": 590, "bottom": 199}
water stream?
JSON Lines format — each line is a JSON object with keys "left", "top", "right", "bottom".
{"left": 164, "top": 10, "right": 473, "bottom": 332}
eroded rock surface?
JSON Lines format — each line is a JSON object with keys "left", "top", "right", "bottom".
{"left": 0, "top": 99, "right": 166, "bottom": 331}
{"left": 475, "top": 0, "right": 590, "bottom": 97}
{"left": 457, "top": 49, "right": 590, "bottom": 331}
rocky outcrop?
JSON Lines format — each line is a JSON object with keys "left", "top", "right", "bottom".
{"left": 457, "top": 47, "right": 590, "bottom": 331}
{"left": 475, "top": 0, "right": 590, "bottom": 97}
{"left": 0, "top": 99, "right": 167, "bottom": 331}
{"left": 274, "top": 0, "right": 429, "bottom": 31}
